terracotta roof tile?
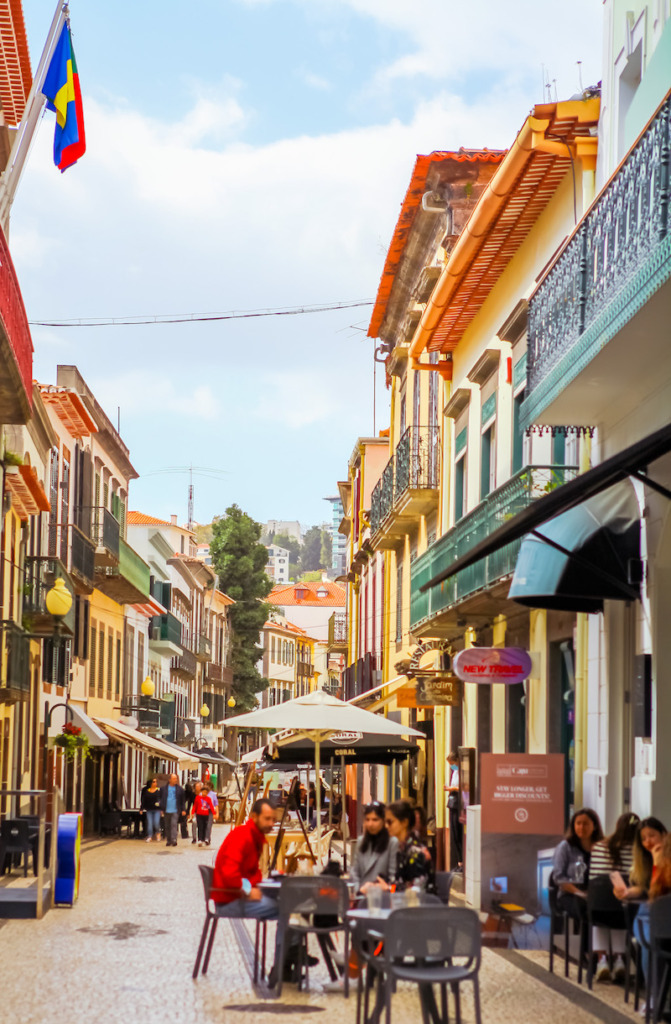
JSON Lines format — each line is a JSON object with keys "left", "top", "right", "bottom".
{"left": 127, "top": 511, "right": 173, "bottom": 526}
{"left": 268, "top": 580, "right": 346, "bottom": 608}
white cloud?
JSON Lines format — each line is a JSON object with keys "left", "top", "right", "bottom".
{"left": 90, "top": 371, "right": 220, "bottom": 422}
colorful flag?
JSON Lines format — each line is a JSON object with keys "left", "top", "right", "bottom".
{"left": 42, "top": 22, "right": 86, "bottom": 172}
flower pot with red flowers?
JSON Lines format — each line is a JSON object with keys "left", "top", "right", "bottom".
{"left": 54, "top": 721, "right": 90, "bottom": 761}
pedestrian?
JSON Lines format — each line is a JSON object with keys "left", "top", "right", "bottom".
{"left": 159, "top": 773, "right": 186, "bottom": 847}
{"left": 190, "top": 781, "right": 203, "bottom": 844}
{"left": 183, "top": 779, "right": 195, "bottom": 839}
{"left": 445, "top": 751, "right": 463, "bottom": 871}
{"left": 212, "top": 798, "right": 312, "bottom": 987}
{"left": 141, "top": 776, "right": 162, "bottom": 843}
{"left": 191, "top": 784, "right": 215, "bottom": 847}
{"left": 205, "top": 783, "right": 219, "bottom": 845}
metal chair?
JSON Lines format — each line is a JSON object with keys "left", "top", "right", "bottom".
{"left": 435, "top": 871, "right": 454, "bottom": 906}
{"left": 586, "top": 875, "right": 628, "bottom": 989}
{"left": 192, "top": 864, "right": 268, "bottom": 982}
{"left": 548, "top": 874, "right": 586, "bottom": 980}
{"left": 376, "top": 905, "right": 482, "bottom": 1024}
{"left": 274, "top": 875, "right": 350, "bottom": 998}
{"left": 649, "top": 894, "right": 671, "bottom": 1024}
{"left": 0, "top": 819, "right": 35, "bottom": 877}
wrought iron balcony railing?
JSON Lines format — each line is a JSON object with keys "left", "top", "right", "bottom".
{"left": 328, "top": 611, "right": 347, "bottom": 648}
{"left": 524, "top": 93, "right": 671, "bottom": 424}
{"left": 410, "top": 464, "right": 579, "bottom": 629}
{"left": 47, "top": 523, "right": 96, "bottom": 590}
{"left": 394, "top": 425, "right": 440, "bottom": 499}
{"left": 172, "top": 646, "right": 196, "bottom": 679}
{"left": 0, "top": 620, "right": 31, "bottom": 702}
{"left": 92, "top": 507, "right": 120, "bottom": 562}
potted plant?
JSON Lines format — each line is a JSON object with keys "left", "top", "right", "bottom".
{"left": 54, "top": 721, "right": 90, "bottom": 761}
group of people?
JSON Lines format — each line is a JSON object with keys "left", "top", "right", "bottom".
{"left": 553, "top": 807, "right": 670, "bottom": 1009}
{"left": 140, "top": 774, "right": 220, "bottom": 848}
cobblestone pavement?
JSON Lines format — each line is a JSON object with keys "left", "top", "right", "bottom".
{"left": 0, "top": 826, "right": 641, "bottom": 1024}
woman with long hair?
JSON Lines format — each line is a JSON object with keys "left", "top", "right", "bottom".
{"left": 588, "top": 813, "right": 639, "bottom": 981}
{"left": 552, "top": 807, "right": 604, "bottom": 916}
{"left": 349, "top": 801, "right": 398, "bottom": 894}
{"left": 383, "top": 799, "right": 435, "bottom": 893}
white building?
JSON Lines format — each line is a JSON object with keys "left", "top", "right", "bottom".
{"left": 265, "top": 543, "right": 290, "bottom": 583}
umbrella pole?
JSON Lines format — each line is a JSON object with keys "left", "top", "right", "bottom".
{"left": 341, "top": 752, "right": 348, "bottom": 871}
{"left": 328, "top": 756, "right": 334, "bottom": 828}
{"left": 315, "top": 736, "right": 321, "bottom": 838}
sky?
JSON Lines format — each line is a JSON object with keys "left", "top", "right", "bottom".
{"left": 12, "top": 0, "right": 603, "bottom": 530}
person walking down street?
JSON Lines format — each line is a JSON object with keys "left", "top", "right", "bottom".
{"left": 141, "top": 777, "right": 162, "bottom": 843}
{"left": 191, "top": 785, "right": 215, "bottom": 847}
{"left": 182, "top": 780, "right": 195, "bottom": 839}
{"left": 160, "top": 773, "right": 186, "bottom": 847}
{"left": 205, "top": 783, "right": 219, "bottom": 845}
{"left": 445, "top": 751, "right": 463, "bottom": 871}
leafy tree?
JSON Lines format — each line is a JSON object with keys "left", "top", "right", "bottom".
{"left": 320, "top": 530, "right": 332, "bottom": 569}
{"left": 301, "top": 525, "right": 325, "bottom": 571}
{"left": 210, "top": 505, "right": 272, "bottom": 710}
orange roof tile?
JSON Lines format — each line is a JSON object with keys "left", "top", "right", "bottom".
{"left": 368, "top": 149, "right": 506, "bottom": 339}
{"left": 268, "top": 580, "right": 346, "bottom": 608}
{"left": 127, "top": 511, "right": 173, "bottom": 527}
{"left": 0, "top": 1, "right": 32, "bottom": 127}
{"left": 263, "top": 619, "right": 318, "bottom": 641}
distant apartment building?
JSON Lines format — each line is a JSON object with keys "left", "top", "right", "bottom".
{"left": 265, "top": 520, "right": 302, "bottom": 543}
{"left": 324, "top": 495, "right": 347, "bottom": 576}
{"left": 265, "top": 543, "right": 290, "bottom": 583}
{"left": 267, "top": 576, "right": 346, "bottom": 642}
{"left": 196, "top": 542, "right": 212, "bottom": 565}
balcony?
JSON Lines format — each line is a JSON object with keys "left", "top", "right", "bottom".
{"left": 96, "top": 537, "right": 151, "bottom": 605}
{"left": 23, "top": 556, "right": 76, "bottom": 636}
{"left": 194, "top": 632, "right": 212, "bottom": 662}
{"left": 92, "top": 507, "right": 120, "bottom": 568}
{"left": 171, "top": 645, "right": 197, "bottom": 679}
{"left": 523, "top": 91, "right": 671, "bottom": 428}
{"left": 205, "top": 661, "right": 233, "bottom": 688}
{"left": 120, "top": 696, "right": 161, "bottom": 735}
{"left": 370, "top": 425, "right": 440, "bottom": 547}
{"left": 0, "top": 621, "right": 31, "bottom": 703}
{"left": 48, "top": 523, "right": 96, "bottom": 592}
{"left": 297, "top": 660, "right": 314, "bottom": 678}
{"left": 410, "top": 465, "right": 578, "bottom": 633}
{"left": 0, "top": 223, "right": 32, "bottom": 424}
{"left": 149, "top": 612, "right": 183, "bottom": 657}
{"left": 327, "top": 611, "right": 348, "bottom": 652}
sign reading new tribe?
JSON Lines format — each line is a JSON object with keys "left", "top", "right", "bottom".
{"left": 452, "top": 647, "right": 532, "bottom": 685}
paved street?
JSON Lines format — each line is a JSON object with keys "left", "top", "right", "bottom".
{"left": 0, "top": 824, "right": 643, "bottom": 1024}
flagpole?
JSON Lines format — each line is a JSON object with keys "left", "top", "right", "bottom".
{"left": 0, "top": 1, "right": 69, "bottom": 230}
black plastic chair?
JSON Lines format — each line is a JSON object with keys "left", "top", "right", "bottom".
{"left": 274, "top": 875, "right": 350, "bottom": 998}
{"left": 435, "top": 871, "right": 454, "bottom": 906}
{"left": 649, "top": 895, "right": 671, "bottom": 1024}
{"left": 376, "top": 905, "right": 481, "bottom": 1024}
{"left": 586, "top": 875, "right": 628, "bottom": 989}
{"left": 548, "top": 875, "right": 586, "bottom": 980}
{"left": 99, "top": 810, "right": 122, "bottom": 836}
{"left": 0, "top": 819, "right": 35, "bottom": 877}
{"left": 192, "top": 865, "right": 268, "bottom": 982}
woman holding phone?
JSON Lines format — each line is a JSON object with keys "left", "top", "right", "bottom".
{"left": 588, "top": 813, "right": 639, "bottom": 980}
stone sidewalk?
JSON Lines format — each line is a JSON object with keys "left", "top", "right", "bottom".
{"left": 0, "top": 826, "right": 642, "bottom": 1024}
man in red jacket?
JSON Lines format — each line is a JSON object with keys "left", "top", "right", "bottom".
{"left": 212, "top": 798, "right": 276, "bottom": 914}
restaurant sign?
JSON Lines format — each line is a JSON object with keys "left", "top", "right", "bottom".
{"left": 397, "top": 676, "right": 462, "bottom": 708}
{"left": 453, "top": 647, "right": 532, "bottom": 685}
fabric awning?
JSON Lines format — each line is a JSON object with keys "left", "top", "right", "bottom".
{"left": 269, "top": 732, "right": 419, "bottom": 766}
{"left": 68, "top": 704, "right": 108, "bottom": 747}
{"left": 508, "top": 482, "right": 641, "bottom": 613}
{"left": 93, "top": 717, "right": 197, "bottom": 767}
{"left": 420, "top": 420, "right": 671, "bottom": 592}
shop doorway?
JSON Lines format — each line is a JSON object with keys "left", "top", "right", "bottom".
{"left": 549, "top": 639, "right": 575, "bottom": 825}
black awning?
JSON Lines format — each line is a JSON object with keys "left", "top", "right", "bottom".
{"left": 508, "top": 482, "right": 640, "bottom": 612}
{"left": 420, "top": 420, "right": 671, "bottom": 593}
{"left": 266, "top": 733, "right": 419, "bottom": 767}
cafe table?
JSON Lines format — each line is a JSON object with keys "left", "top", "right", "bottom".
{"left": 257, "top": 875, "right": 341, "bottom": 983}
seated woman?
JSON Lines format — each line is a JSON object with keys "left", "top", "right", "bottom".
{"left": 588, "top": 812, "right": 639, "bottom": 981}
{"left": 552, "top": 807, "right": 604, "bottom": 918}
{"left": 382, "top": 800, "right": 436, "bottom": 894}
{"left": 612, "top": 817, "right": 668, "bottom": 1010}
{"left": 349, "top": 801, "right": 398, "bottom": 895}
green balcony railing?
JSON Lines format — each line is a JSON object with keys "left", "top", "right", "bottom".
{"left": 0, "top": 620, "right": 31, "bottom": 701}
{"left": 524, "top": 93, "right": 671, "bottom": 425}
{"left": 410, "top": 465, "right": 578, "bottom": 630}
{"left": 150, "top": 611, "right": 182, "bottom": 647}
{"left": 118, "top": 538, "right": 150, "bottom": 598}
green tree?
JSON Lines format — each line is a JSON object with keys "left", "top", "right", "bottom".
{"left": 301, "top": 525, "right": 324, "bottom": 571}
{"left": 210, "top": 504, "right": 272, "bottom": 710}
{"left": 320, "top": 529, "right": 332, "bottom": 569}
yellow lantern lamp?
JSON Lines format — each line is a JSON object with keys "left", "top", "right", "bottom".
{"left": 140, "top": 676, "right": 155, "bottom": 697}
{"left": 227, "top": 696, "right": 236, "bottom": 709}
{"left": 45, "top": 578, "right": 73, "bottom": 619}
{"left": 200, "top": 703, "right": 210, "bottom": 718}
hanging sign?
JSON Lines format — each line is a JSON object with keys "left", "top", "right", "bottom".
{"left": 397, "top": 677, "right": 462, "bottom": 707}
{"left": 407, "top": 639, "right": 451, "bottom": 677}
{"left": 453, "top": 647, "right": 532, "bottom": 685}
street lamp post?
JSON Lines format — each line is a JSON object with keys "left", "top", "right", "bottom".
{"left": 42, "top": 579, "right": 74, "bottom": 791}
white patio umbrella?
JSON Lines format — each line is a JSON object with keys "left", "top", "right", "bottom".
{"left": 223, "top": 689, "right": 423, "bottom": 830}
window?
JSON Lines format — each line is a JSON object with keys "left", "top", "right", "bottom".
{"left": 395, "top": 562, "right": 403, "bottom": 643}
{"left": 551, "top": 430, "right": 566, "bottom": 465}
{"left": 137, "top": 632, "right": 145, "bottom": 689}
{"left": 454, "top": 456, "right": 466, "bottom": 522}
{"left": 115, "top": 634, "right": 122, "bottom": 698}
{"left": 97, "top": 626, "right": 105, "bottom": 698}
{"left": 512, "top": 389, "right": 526, "bottom": 473}
{"left": 480, "top": 423, "right": 495, "bottom": 500}
{"left": 271, "top": 636, "right": 275, "bottom": 662}
{"left": 89, "top": 620, "right": 97, "bottom": 695}
{"left": 107, "top": 629, "right": 114, "bottom": 700}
